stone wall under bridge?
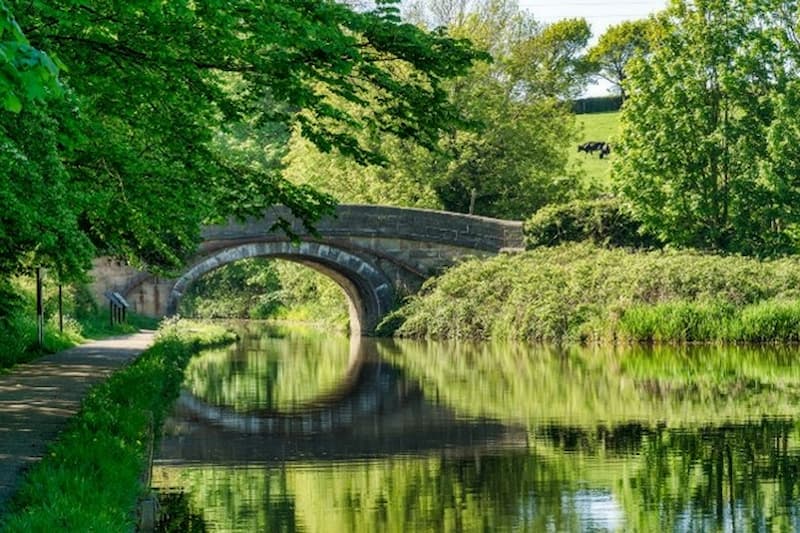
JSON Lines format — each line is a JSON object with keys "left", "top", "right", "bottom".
{"left": 89, "top": 205, "right": 524, "bottom": 335}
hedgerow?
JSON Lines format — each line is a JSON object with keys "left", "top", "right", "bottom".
{"left": 389, "top": 242, "right": 800, "bottom": 343}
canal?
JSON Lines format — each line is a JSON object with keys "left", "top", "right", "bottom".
{"left": 151, "top": 323, "right": 800, "bottom": 531}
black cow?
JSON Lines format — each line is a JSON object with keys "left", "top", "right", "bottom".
{"left": 577, "top": 141, "right": 604, "bottom": 154}
{"left": 578, "top": 141, "right": 611, "bottom": 159}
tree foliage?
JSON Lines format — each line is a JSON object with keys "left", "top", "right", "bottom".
{"left": 178, "top": 259, "right": 283, "bottom": 319}
{"left": 2, "top": 0, "right": 484, "bottom": 279}
{"left": 524, "top": 198, "right": 658, "bottom": 250}
{"left": 0, "top": 1, "right": 61, "bottom": 113}
{"left": 586, "top": 19, "right": 652, "bottom": 100}
{"left": 0, "top": 101, "right": 94, "bottom": 280}
{"left": 285, "top": 0, "right": 588, "bottom": 219}
{"left": 506, "top": 17, "right": 592, "bottom": 101}
{"left": 614, "top": 0, "right": 800, "bottom": 257}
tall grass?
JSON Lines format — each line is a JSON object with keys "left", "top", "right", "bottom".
{"left": 389, "top": 242, "right": 800, "bottom": 344}
{"left": 0, "top": 320, "right": 236, "bottom": 532}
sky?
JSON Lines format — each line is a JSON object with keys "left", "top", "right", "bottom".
{"left": 517, "top": 0, "right": 669, "bottom": 95}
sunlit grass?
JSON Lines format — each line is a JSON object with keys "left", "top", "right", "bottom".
{"left": 570, "top": 111, "right": 621, "bottom": 191}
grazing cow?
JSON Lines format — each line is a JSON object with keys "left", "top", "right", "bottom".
{"left": 577, "top": 141, "right": 604, "bottom": 154}
{"left": 578, "top": 141, "right": 611, "bottom": 159}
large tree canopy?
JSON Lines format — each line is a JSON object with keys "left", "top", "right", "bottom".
{"left": 0, "top": 1, "right": 61, "bottom": 112}
{"left": 0, "top": 2, "right": 92, "bottom": 282}
{"left": 284, "top": 0, "right": 587, "bottom": 219}
{"left": 614, "top": 0, "right": 800, "bottom": 257}
{"left": 3, "top": 0, "right": 483, "bottom": 279}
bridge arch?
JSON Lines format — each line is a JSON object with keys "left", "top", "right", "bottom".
{"left": 166, "top": 241, "right": 394, "bottom": 335}
{"left": 92, "top": 205, "right": 525, "bottom": 335}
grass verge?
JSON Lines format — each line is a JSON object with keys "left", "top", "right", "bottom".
{"left": 0, "top": 319, "right": 236, "bottom": 532}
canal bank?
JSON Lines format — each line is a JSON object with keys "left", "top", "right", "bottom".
{"left": 0, "top": 331, "right": 154, "bottom": 513}
{"left": 0, "top": 322, "right": 236, "bottom": 531}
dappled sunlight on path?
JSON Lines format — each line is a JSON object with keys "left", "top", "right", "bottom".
{"left": 0, "top": 331, "right": 154, "bottom": 513}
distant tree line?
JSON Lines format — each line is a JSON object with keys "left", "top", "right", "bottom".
{"left": 571, "top": 96, "right": 622, "bottom": 115}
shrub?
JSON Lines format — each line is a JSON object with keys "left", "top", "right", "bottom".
{"left": 389, "top": 242, "right": 800, "bottom": 343}
{"left": 524, "top": 198, "right": 658, "bottom": 250}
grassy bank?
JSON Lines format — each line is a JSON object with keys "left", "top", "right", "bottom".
{"left": 390, "top": 242, "right": 800, "bottom": 343}
{"left": 0, "top": 278, "right": 158, "bottom": 371}
{"left": 0, "top": 320, "right": 236, "bottom": 532}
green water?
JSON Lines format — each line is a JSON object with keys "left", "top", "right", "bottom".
{"left": 152, "top": 324, "right": 800, "bottom": 532}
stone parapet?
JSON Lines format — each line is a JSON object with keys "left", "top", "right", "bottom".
{"left": 90, "top": 205, "right": 524, "bottom": 334}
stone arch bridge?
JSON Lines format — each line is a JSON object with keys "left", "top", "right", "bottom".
{"left": 91, "top": 205, "right": 524, "bottom": 334}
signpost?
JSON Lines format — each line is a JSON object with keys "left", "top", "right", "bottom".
{"left": 58, "top": 284, "right": 63, "bottom": 333}
{"left": 36, "top": 267, "right": 43, "bottom": 348}
{"left": 105, "top": 291, "right": 130, "bottom": 326}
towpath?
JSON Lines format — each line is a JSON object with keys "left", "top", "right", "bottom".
{"left": 0, "top": 331, "right": 155, "bottom": 514}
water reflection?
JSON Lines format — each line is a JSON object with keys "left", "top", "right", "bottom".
{"left": 153, "top": 326, "right": 800, "bottom": 532}
{"left": 182, "top": 324, "right": 357, "bottom": 411}
{"left": 161, "top": 332, "right": 526, "bottom": 460}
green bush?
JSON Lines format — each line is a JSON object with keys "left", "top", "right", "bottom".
{"left": 524, "top": 198, "right": 658, "bottom": 250}
{"left": 389, "top": 242, "right": 800, "bottom": 343}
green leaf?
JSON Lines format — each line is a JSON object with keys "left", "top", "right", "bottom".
{"left": 3, "top": 91, "right": 21, "bottom": 112}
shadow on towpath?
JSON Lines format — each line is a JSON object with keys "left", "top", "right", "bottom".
{"left": 0, "top": 331, "right": 155, "bottom": 514}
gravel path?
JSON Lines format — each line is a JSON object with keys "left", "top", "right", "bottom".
{"left": 0, "top": 331, "right": 155, "bottom": 514}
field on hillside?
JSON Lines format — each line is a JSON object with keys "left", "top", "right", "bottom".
{"left": 570, "top": 111, "right": 620, "bottom": 191}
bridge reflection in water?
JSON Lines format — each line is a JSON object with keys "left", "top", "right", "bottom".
{"left": 156, "top": 335, "right": 527, "bottom": 464}
{"left": 152, "top": 327, "right": 800, "bottom": 532}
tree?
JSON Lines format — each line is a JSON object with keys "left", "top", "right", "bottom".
{"left": 613, "top": 0, "right": 800, "bottom": 257}
{"left": 404, "top": 0, "right": 477, "bottom": 27}
{"left": 586, "top": 19, "right": 651, "bottom": 101}
{"left": 0, "top": 3, "right": 92, "bottom": 283}
{"left": 284, "top": 0, "right": 588, "bottom": 219}
{"left": 0, "top": 100, "right": 94, "bottom": 281}
{"left": 5, "top": 0, "right": 484, "bottom": 276}
{"left": 178, "top": 258, "right": 283, "bottom": 319}
{"left": 414, "top": 2, "right": 589, "bottom": 217}
{"left": 507, "top": 17, "right": 592, "bottom": 101}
